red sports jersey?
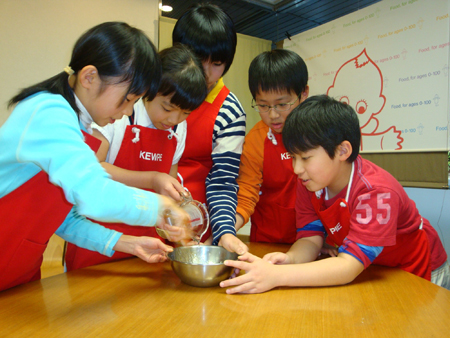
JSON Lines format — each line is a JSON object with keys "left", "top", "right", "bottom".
{"left": 296, "top": 156, "right": 446, "bottom": 271}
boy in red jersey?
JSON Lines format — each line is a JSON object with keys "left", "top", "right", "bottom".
{"left": 221, "top": 95, "right": 449, "bottom": 293}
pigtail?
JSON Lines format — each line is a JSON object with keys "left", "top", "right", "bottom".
{"left": 8, "top": 71, "right": 80, "bottom": 115}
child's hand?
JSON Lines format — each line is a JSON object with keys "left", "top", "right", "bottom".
{"left": 219, "top": 234, "right": 248, "bottom": 255}
{"left": 263, "top": 252, "right": 291, "bottom": 265}
{"left": 113, "top": 235, "right": 173, "bottom": 263}
{"left": 157, "top": 221, "right": 193, "bottom": 245}
{"left": 220, "top": 252, "right": 279, "bottom": 294}
{"left": 152, "top": 172, "right": 185, "bottom": 202}
{"left": 156, "top": 196, "right": 193, "bottom": 245}
{"left": 320, "top": 243, "right": 338, "bottom": 257}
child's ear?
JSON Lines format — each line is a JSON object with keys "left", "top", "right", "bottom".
{"left": 78, "top": 65, "right": 99, "bottom": 89}
{"left": 300, "top": 86, "right": 309, "bottom": 103}
{"left": 338, "top": 141, "right": 352, "bottom": 161}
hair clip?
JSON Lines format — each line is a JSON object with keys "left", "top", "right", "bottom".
{"left": 64, "top": 66, "right": 75, "bottom": 76}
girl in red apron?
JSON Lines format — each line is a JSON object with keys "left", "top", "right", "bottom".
{"left": 177, "top": 79, "right": 230, "bottom": 243}
{"left": 0, "top": 22, "right": 190, "bottom": 292}
{"left": 65, "top": 44, "right": 207, "bottom": 270}
{"left": 173, "top": 4, "right": 247, "bottom": 248}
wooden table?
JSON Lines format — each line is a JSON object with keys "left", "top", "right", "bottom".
{"left": 1, "top": 242, "right": 449, "bottom": 337}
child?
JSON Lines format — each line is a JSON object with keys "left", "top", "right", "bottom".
{"left": 220, "top": 95, "right": 450, "bottom": 293}
{"left": 65, "top": 43, "right": 207, "bottom": 270}
{"left": 0, "top": 22, "right": 190, "bottom": 291}
{"left": 173, "top": 4, "right": 247, "bottom": 245}
{"left": 218, "top": 49, "right": 309, "bottom": 255}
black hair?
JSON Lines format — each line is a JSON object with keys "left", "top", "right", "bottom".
{"left": 283, "top": 95, "right": 361, "bottom": 162}
{"left": 8, "top": 21, "right": 161, "bottom": 115}
{"left": 157, "top": 44, "right": 207, "bottom": 111}
{"left": 172, "top": 3, "right": 237, "bottom": 76}
{"left": 249, "top": 49, "right": 308, "bottom": 98}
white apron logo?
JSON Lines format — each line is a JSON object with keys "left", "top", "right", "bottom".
{"left": 330, "top": 223, "right": 342, "bottom": 234}
{"left": 281, "top": 152, "right": 291, "bottom": 160}
{"left": 140, "top": 151, "right": 163, "bottom": 161}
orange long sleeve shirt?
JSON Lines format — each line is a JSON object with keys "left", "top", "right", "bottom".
{"left": 236, "top": 120, "right": 269, "bottom": 224}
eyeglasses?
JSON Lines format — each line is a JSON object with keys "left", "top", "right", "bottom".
{"left": 251, "top": 95, "right": 300, "bottom": 114}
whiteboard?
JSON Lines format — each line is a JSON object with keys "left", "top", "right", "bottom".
{"left": 284, "top": 0, "right": 450, "bottom": 152}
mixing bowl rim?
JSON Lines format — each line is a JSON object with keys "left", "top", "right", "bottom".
{"left": 168, "top": 245, "right": 238, "bottom": 266}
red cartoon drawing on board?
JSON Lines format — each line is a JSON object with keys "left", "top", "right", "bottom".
{"left": 327, "top": 49, "right": 403, "bottom": 150}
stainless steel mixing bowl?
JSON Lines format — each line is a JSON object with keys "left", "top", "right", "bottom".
{"left": 168, "top": 245, "right": 238, "bottom": 287}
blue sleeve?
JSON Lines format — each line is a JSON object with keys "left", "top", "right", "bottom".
{"left": 339, "top": 239, "right": 384, "bottom": 266}
{"left": 56, "top": 207, "right": 122, "bottom": 256}
{"left": 208, "top": 92, "right": 247, "bottom": 245}
{"left": 297, "top": 219, "right": 326, "bottom": 234}
{"left": 12, "top": 94, "right": 160, "bottom": 226}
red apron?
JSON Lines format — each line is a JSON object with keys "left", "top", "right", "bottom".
{"left": 311, "top": 180, "right": 431, "bottom": 280}
{"left": 177, "top": 83, "right": 230, "bottom": 242}
{"left": 65, "top": 125, "right": 176, "bottom": 271}
{"left": 0, "top": 131, "right": 101, "bottom": 291}
{"left": 250, "top": 132, "right": 297, "bottom": 243}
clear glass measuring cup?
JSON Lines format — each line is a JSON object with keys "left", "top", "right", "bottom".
{"left": 156, "top": 191, "right": 209, "bottom": 244}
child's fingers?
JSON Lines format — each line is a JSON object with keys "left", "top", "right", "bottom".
{"left": 237, "top": 252, "right": 256, "bottom": 263}
{"left": 263, "top": 252, "right": 284, "bottom": 264}
{"left": 159, "top": 242, "right": 173, "bottom": 252}
{"left": 224, "top": 257, "right": 253, "bottom": 271}
{"left": 229, "top": 268, "right": 241, "bottom": 279}
{"left": 220, "top": 272, "right": 252, "bottom": 289}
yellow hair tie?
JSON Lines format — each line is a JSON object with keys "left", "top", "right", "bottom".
{"left": 64, "top": 66, "right": 74, "bottom": 76}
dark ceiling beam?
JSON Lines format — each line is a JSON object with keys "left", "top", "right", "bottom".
{"left": 274, "top": 0, "right": 303, "bottom": 12}
{"left": 243, "top": 0, "right": 275, "bottom": 11}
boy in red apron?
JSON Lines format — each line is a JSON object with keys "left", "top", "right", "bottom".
{"left": 219, "top": 50, "right": 309, "bottom": 254}
{"left": 173, "top": 4, "right": 247, "bottom": 247}
{"left": 220, "top": 95, "right": 449, "bottom": 294}
{"left": 65, "top": 44, "right": 207, "bottom": 270}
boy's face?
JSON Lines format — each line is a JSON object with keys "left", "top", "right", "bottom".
{"left": 254, "top": 89, "right": 307, "bottom": 134}
{"left": 291, "top": 146, "right": 346, "bottom": 196}
{"left": 145, "top": 94, "right": 191, "bottom": 130}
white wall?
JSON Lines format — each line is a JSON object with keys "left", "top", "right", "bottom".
{"left": 0, "top": 0, "right": 160, "bottom": 126}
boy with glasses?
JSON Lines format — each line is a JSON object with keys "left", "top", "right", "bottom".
{"left": 218, "top": 49, "right": 309, "bottom": 254}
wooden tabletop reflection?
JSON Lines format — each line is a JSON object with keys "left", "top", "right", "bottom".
{"left": 1, "top": 242, "right": 449, "bottom": 337}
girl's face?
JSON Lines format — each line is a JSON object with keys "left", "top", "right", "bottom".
{"left": 145, "top": 94, "right": 191, "bottom": 130}
{"left": 86, "top": 82, "right": 141, "bottom": 127}
{"left": 202, "top": 59, "right": 226, "bottom": 92}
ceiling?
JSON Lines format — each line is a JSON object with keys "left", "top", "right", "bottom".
{"left": 161, "top": 0, "right": 382, "bottom": 44}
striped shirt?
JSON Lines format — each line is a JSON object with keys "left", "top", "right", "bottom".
{"left": 208, "top": 91, "right": 246, "bottom": 245}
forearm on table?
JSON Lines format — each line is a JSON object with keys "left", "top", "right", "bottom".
{"left": 287, "top": 236, "right": 324, "bottom": 264}
{"left": 275, "top": 253, "right": 364, "bottom": 287}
